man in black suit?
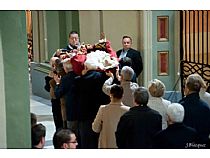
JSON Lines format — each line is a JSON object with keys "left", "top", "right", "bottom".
{"left": 74, "top": 60, "right": 110, "bottom": 148}
{"left": 54, "top": 58, "right": 78, "bottom": 132}
{"left": 179, "top": 74, "right": 210, "bottom": 147}
{"left": 115, "top": 87, "right": 162, "bottom": 148}
{"left": 116, "top": 36, "right": 143, "bottom": 78}
{"left": 66, "top": 31, "right": 80, "bottom": 51}
{"left": 153, "top": 103, "right": 199, "bottom": 149}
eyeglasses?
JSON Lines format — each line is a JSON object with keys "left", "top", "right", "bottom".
{"left": 67, "top": 141, "right": 78, "bottom": 144}
{"left": 70, "top": 37, "right": 79, "bottom": 40}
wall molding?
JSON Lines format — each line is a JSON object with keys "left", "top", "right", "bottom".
{"left": 142, "top": 11, "right": 153, "bottom": 86}
{"left": 0, "top": 31, "right": 7, "bottom": 148}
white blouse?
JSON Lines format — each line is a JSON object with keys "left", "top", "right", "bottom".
{"left": 147, "top": 96, "right": 171, "bottom": 129}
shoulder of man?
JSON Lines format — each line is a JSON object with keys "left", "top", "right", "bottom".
{"left": 149, "top": 107, "right": 162, "bottom": 117}
{"left": 129, "top": 48, "right": 141, "bottom": 54}
{"left": 121, "top": 105, "right": 130, "bottom": 111}
{"left": 116, "top": 49, "right": 122, "bottom": 55}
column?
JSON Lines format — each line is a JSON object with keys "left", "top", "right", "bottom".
{"left": 0, "top": 11, "right": 30, "bottom": 148}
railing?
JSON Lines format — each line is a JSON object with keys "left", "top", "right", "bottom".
{"left": 180, "top": 10, "right": 210, "bottom": 95}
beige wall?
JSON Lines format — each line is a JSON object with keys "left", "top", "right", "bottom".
{"left": 79, "top": 11, "right": 142, "bottom": 52}
{"left": 102, "top": 11, "right": 141, "bottom": 51}
{"left": 79, "top": 10, "right": 143, "bottom": 85}
{"left": 79, "top": 11, "right": 101, "bottom": 44}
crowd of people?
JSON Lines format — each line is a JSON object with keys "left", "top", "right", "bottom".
{"left": 31, "top": 31, "right": 210, "bottom": 149}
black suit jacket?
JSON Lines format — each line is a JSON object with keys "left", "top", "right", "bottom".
{"left": 179, "top": 93, "right": 210, "bottom": 144}
{"left": 75, "top": 70, "right": 110, "bottom": 121}
{"left": 54, "top": 71, "right": 78, "bottom": 121}
{"left": 153, "top": 123, "right": 199, "bottom": 149}
{"left": 116, "top": 48, "right": 143, "bottom": 77}
{"left": 66, "top": 44, "right": 78, "bottom": 51}
{"left": 115, "top": 106, "right": 162, "bottom": 148}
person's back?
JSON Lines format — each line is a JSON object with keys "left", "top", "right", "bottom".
{"left": 119, "top": 106, "right": 161, "bottom": 148}
{"left": 102, "top": 66, "right": 138, "bottom": 107}
{"left": 154, "top": 124, "right": 198, "bottom": 149}
{"left": 179, "top": 74, "right": 210, "bottom": 144}
{"left": 153, "top": 103, "right": 199, "bottom": 149}
{"left": 116, "top": 87, "right": 162, "bottom": 148}
{"left": 75, "top": 61, "right": 110, "bottom": 148}
{"left": 54, "top": 58, "right": 78, "bottom": 124}
{"left": 121, "top": 82, "right": 139, "bottom": 107}
{"left": 190, "top": 73, "right": 210, "bottom": 108}
{"left": 44, "top": 56, "right": 63, "bottom": 130}
{"left": 179, "top": 93, "right": 210, "bottom": 144}
{"left": 76, "top": 70, "right": 110, "bottom": 121}
{"left": 92, "top": 85, "right": 130, "bottom": 148}
{"left": 147, "top": 79, "right": 171, "bottom": 129}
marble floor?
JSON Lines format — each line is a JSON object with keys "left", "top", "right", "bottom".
{"left": 30, "top": 95, "right": 55, "bottom": 149}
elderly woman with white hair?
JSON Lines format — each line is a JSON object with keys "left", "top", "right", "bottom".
{"left": 147, "top": 79, "right": 171, "bottom": 129}
{"left": 153, "top": 103, "right": 199, "bottom": 149}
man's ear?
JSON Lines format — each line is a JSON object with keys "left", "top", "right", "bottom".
{"left": 62, "top": 143, "right": 68, "bottom": 149}
{"left": 41, "top": 137, "right": 45, "bottom": 145}
{"left": 167, "top": 114, "right": 173, "bottom": 125}
{"left": 133, "top": 99, "right": 137, "bottom": 107}
{"left": 184, "top": 86, "right": 189, "bottom": 96}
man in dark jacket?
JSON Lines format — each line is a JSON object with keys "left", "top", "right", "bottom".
{"left": 115, "top": 87, "right": 162, "bottom": 148}
{"left": 66, "top": 31, "right": 80, "bottom": 51}
{"left": 179, "top": 74, "right": 210, "bottom": 147}
{"left": 116, "top": 36, "right": 143, "bottom": 78}
{"left": 153, "top": 103, "right": 199, "bottom": 149}
{"left": 44, "top": 57, "right": 63, "bottom": 130}
{"left": 74, "top": 61, "right": 110, "bottom": 148}
{"left": 54, "top": 58, "right": 78, "bottom": 134}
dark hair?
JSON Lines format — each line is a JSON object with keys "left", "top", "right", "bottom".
{"left": 69, "top": 31, "right": 79, "bottom": 37}
{"left": 133, "top": 87, "right": 149, "bottom": 106}
{"left": 122, "top": 35, "right": 132, "bottom": 42}
{"left": 53, "top": 129, "right": 74, "bottom": 149}
{"left": 119, "top": 57, "right": 132, "bottom": 69}
{"left": 54, "top": 58, "right": 66, "bottom": 76}
{"left": 31, "top": 112, "right": 37, "bottom": 127}
{"left": 186, "top": 76, "right": 201, "bottom": 92}
{"left": 110, "top": 85, "right": 124, "bottom": 99}
{"left": 31, "top": 123, "right": 46, "bottom": 146}
{"left": 206, "top": 85, "right": 210, "bottom": 93}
